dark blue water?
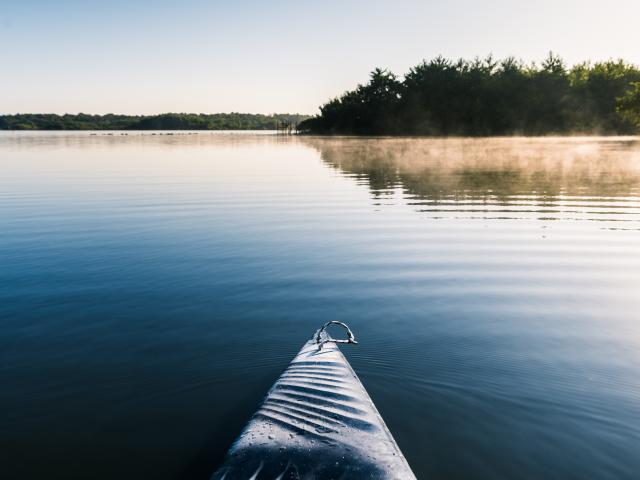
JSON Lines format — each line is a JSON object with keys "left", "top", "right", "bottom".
{"left": 2, "top": 132, "right": 640, "bottom": 479}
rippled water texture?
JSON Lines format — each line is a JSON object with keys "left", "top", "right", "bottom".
{"left": 1, "top": 133, "right": 639, "bottom": 479}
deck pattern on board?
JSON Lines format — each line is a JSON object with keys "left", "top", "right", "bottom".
{"left": 211, "top": 334, "right": 417, "bottom": 479}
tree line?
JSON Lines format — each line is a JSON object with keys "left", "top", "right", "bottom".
{"left": 0, "top": 113, "right": 307, "bottom": 130}
{"left": 298, "top": 54, "right": 640, "bottom": 135}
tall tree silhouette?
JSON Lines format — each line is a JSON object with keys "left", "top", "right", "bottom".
{"left": 299, "top": 54, "right": 640, "bottom": 135}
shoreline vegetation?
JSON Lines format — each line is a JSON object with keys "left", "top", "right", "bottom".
{"left": 3, "top": 54, "right": 640, "bottom": 136}
{"left": 298, "top": 54, "right": 640, "bottom": 136}
{"left": 0, "top": 113, "right": 307, "bottom": 131}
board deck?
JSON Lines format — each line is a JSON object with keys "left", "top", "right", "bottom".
{"left": 211, "top": 329, "right": 417, "bottom": 479}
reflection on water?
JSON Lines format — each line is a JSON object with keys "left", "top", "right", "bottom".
{"left": 1, "top": 132, "right": 640, "bottom": 480}
{"left": 307, "top": 137, "right": 640, "bottom": 226}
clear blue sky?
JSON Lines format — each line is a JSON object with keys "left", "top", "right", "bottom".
{"left": 1, "top": 0, "right": 639, "bottom": 115}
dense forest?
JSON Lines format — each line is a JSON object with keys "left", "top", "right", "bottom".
{"left": 298, "top": 54, "right": 640, "bottom": 135}
{"left": 0, "top": 113, "right": 306, "bottom": 130}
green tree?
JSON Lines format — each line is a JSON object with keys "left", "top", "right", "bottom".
{"left": 618, "top": 82, "right": 640, "bottom": 128}
{"left": 298, "top": 54, "right": 640, "bottom": 136}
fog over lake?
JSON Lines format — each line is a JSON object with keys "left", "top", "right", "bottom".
{"left": 2, "top": 132, "right": 639, "bottom": 479}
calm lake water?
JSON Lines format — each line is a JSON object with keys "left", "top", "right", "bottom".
{"left": 2, "top": 132, "right": 640, "bottom": 480}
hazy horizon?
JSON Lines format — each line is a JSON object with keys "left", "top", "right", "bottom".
{"left": 2, "top": 0, "right": 640, "bottom": 115}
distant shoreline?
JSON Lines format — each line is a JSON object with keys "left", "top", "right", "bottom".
{"left": 0, "top": 113, "right": 309, "bottom": 131}
{"left": 2, "top": 130, "right": 638, "bottom": 139}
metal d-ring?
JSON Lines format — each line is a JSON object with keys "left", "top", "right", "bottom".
{"left": 315, "top": 321, "right": 358, "bottom": 350}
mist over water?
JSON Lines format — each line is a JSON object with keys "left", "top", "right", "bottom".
{"left": 1, "top": 132, "right": 639, "bottom": 479}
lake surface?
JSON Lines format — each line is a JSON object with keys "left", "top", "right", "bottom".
{"left": 1, "top": 132, "right": 640, "bottom": 480}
